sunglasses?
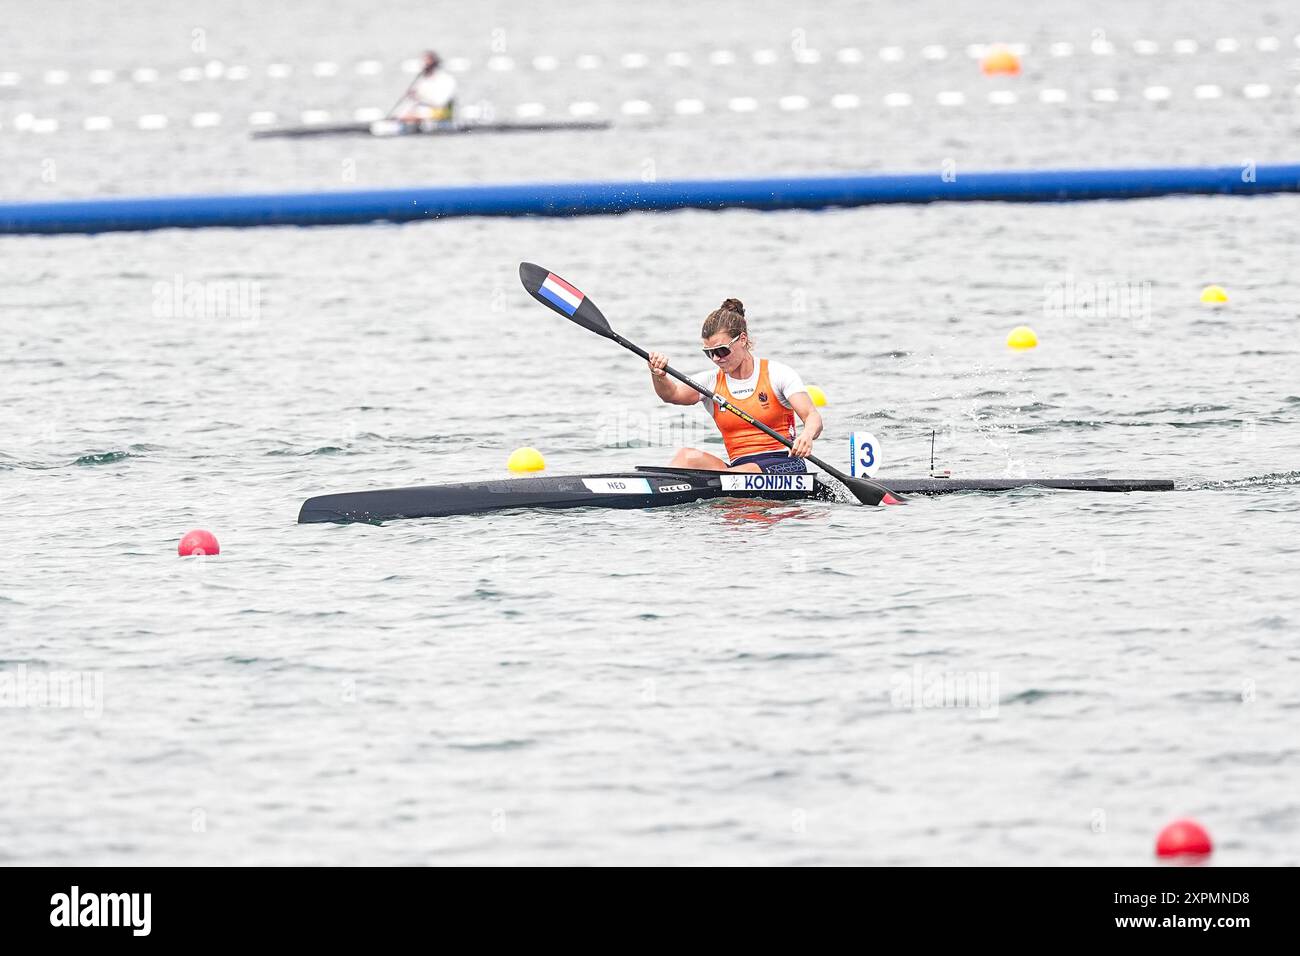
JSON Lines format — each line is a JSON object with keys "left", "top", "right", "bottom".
{"left": 702, "top": 333, "right": 743, "bottom": 360}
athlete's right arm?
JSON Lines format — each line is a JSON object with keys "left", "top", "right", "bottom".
{"left": 647, "top": 352, "right": 699, "bottom": 405}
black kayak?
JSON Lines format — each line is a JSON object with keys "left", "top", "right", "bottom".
{"left": 297, "top": 466, "right": 1174, "bottom": 524}
{"left": 252, "top": 118, "right": 612, "bottom": 140}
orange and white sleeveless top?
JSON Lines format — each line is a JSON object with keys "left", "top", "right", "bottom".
{"left": 706, "top": 359, "right": 798, "bottom": 460}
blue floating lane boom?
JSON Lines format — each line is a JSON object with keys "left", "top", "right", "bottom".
{"left": 3, "top": 163, "right": 1298, "bottom": 235}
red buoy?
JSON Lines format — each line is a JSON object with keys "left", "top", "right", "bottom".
{"left": 1155, "top": 818, "right": 1212, "bottom": 858}
{"left": 178, "top": 529, "right": 220, "bottom": 557}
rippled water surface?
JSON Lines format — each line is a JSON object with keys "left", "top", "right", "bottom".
{"left": 2, "top": 1, "right": 1298, "bottom": 865}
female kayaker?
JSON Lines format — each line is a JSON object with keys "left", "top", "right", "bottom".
{"left": 647, "top": 298, "right": 821, "bottom": 473}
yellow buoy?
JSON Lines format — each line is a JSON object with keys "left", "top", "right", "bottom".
{"left": 805, "top": 384, "right": 828, "bottom": 407}
{"left": 981, "top": 47, "right": 1021, "bottom": 76}
{"left": 506, "top": 446, "right": 546, "bottom": 473}
{"left": 1200, "top": 284, "right": 1229, "bottom": 304}
{"left": 1006, "top": 325, "right": 1038, "bottom": 350}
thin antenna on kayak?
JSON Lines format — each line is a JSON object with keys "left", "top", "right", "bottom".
{"left": 930, "top": 429, "right": 951, "bottom": 479}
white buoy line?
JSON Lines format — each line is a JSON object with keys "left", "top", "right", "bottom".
{"left": 2, "top": 81, "right": 1291, "bottom": 136}
{"left": 4, "top": 33, "right": 1298, "bottom": 89}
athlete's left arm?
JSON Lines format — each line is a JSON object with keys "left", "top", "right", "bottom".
{"left": 787, "top": 392, "right": 822, "bottom": 458}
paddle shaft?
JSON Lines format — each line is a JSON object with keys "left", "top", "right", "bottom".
{"left": 611, "top": 332, "right": 860, "bottom": 485}
{"left": 386, "top": 73, "right": 422, "bottom": 118}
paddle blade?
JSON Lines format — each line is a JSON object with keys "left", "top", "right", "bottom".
{"left": 518, "top": 262, "right": 615, "bottom": 339}
{"left": 831, "top": 473, "right": 906, "bottom": 507}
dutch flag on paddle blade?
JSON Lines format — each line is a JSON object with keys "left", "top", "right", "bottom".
{"left": 538, "top": 272, "right": 585, "bottom": 316}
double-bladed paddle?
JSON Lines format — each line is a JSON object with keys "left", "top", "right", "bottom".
{"left": 518, "top": 262, "right": 904, "bottom": 506}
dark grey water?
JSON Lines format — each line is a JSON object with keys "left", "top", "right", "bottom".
{"left": 2, "top": 1, "right": 1298, "bottom": 865}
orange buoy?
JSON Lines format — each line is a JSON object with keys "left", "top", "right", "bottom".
{"left": 981, "top": 47, "right": 1021, "bottom": 76}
